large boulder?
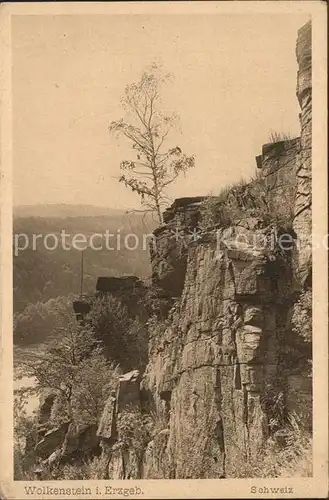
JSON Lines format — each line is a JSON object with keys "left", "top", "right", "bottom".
{"left": 95, "top": 276, "right": 148, "bottom": 317}
{"left": 34, "top": 422, "right": 69, "bottom": 459}
{"left": 116, "top": 370, "right": 141, "bottom": 413}
{"left": 37, "top": 390, "right": 57, "bottom": 428}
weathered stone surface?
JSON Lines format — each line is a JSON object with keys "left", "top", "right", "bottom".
{"left": 293, "top": 20, "right": 312, "bottom": 288}
{"left": 95, "top": 276, "right": 148, "bottom": 318}
{"left": 61, "top": 423, "right": 100, "bottom": 458}
{"left": 150, "top": 227, "right": 188, "bottom": 296}
{"left": 243, "top": 306, "right": 263, "bottom": 327}
{"left": 142, "top": 221, "right": 287, "bottom": 477}
{"left": 107, "top": 444, "right": 125, "bottom": 479}
{"left": 256, "top": 138, "right": 299, "bottom": 217}
{"left": 116, "top": 370, "right": 141, "bottom": 412}
{"left": 97, "top": 395, "right": 117, "bottom": 439}
{"left": 34, "top": 422, "right": 69, "bottom": 459}
{"left": 121, "top": 21, "right": 312, "bottom": 479}
{"left": 167, "top": 367, "right": 226, "bottom": 478}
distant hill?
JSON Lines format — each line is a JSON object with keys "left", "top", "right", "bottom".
{"left": 14, "top": 204, "right": 129, "bottom": 219}
{"left": 13, "top": 210, "right": 157, "bottom": 313}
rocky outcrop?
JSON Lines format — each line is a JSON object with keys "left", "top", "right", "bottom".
{"left": 32, "top": 21, "right": 311, "bottom": 480}
{"left": 61, "top": 423, "right": 100, "bottom": 459}
{"left": 34, "top": 420, "right": 100, "bottom": 465}
{"left": 293, "top": 20, "right": 312, "bottom": 288}
{"left": 150, "top": 197, "right": 205, "bottom": 297}
{"left": 96, "top": 370, "right": 144, "bottom": 479}
{"left": 37, "top": 390, "right": 57, "bottom": 435}
{"left": 113, "top": 21, "right": 311, "bottom": 478}
{"left": 72, "top": 300, "right": 91, "bottom": 322}
{"left": 97, "top": 394, "right": 117, "bottom": 440}
{"left": 77, "top": 21, "right": 311, "bottom": 479}
{"left": 95, "top": 276, "right": 148, "bottom": 318}
{"left": 142, "top": 214, "right": 295, "bottom": 478}
{"left": 256, "top": 138, "right": 299, "bottom": 217}
{"left": 96, "top": 276, "right": 145, "bottom": 295}
{"left": 35, "top": 422, "right": 70, "bottom": 460}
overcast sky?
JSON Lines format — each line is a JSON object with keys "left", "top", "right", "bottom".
{"left": 12, "top": 13, "right": 309, "bottom": 210}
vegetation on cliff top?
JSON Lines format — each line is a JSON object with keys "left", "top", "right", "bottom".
{"left": 199, "top": 170, "right": 294, "bottom": 231}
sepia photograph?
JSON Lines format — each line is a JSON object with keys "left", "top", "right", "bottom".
{"left": 0, "top": 1, "right": 327, "bottom": 498}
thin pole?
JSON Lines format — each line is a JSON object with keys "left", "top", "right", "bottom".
{"left": 80, "top": 251, "right": 84, "bottom": 299}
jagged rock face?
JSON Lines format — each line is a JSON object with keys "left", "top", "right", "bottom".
{"left": 256, "top": 138, "right": 299, "bottom": 217}
{"left": 61, "top": 423, "right": 100, "bottom": 459}
{"left": 142, "top": 429, "right": 170, "bottom": 479}
{"left": 51, "top": 21, "right": 311, "bottom": 480}
{"left": 97, "top": 370, "right": 144, "bottom": 479}
{"left": 95, "top": 276, "right": 148, "bottom": 318}
{"left": 138, "top": 22, "right": 312, "bottom": 478}
{"left": 34, "top": 420, "right": 100, "bottom": 464}
{"left": 143, "top": 224, "right": 291, "bottom": 478}
{"left": 37, "top": 390, "right": 57, "bottom": 430}
{"left": 293, "top": 20, "right": 312, "bottom": 288}
{"left": 34, "top": 423, "right": 70, "bottom": 459}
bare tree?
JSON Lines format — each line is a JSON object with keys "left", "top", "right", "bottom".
{"left": 109, "top": 63, "right": 195, "bottom": 224}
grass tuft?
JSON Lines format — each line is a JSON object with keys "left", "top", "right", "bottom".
{"left": 269, "top": 130, "right": 293, "bottom": 143}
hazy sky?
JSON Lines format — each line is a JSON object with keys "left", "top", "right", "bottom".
{"left": 12, "top": 13, "right": 309, "bottom": 210}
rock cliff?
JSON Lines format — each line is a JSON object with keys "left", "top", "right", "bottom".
{"left": 33, "top": 21, "right": 312, "bottom": 479}
{"left": 91, "top": 21, "right": 312, "bottom": 479}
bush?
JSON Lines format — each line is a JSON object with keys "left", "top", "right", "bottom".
{"left": 292, "top": 289, "right": 312, "bottom": 343}
{"left": 47, "top": 455, "right": 108, "bottom": 480}
{"left": 15, "top": 455, "right": 109, "bottom": 480}
{"left": 199, "top": 169, "right": 296, "bottom": 232}
{"left": 269, "top": 130, "right": 292, "bottom": 143}
{"left": 285, "top": 289, "right": 312, "bottom": 378}
{"left": 199, "top": 196, "right": 225, "bottom": 230}
{"left": 86, "top": 295, "right": 148, "bottom": 371}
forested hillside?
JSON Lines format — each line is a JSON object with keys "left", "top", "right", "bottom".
{"left": 13, "top": 209, "right": 155, "bottom": 344}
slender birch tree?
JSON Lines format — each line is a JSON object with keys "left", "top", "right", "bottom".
{"left": 109, "top": 63, "right": 195, "bottom": 224}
